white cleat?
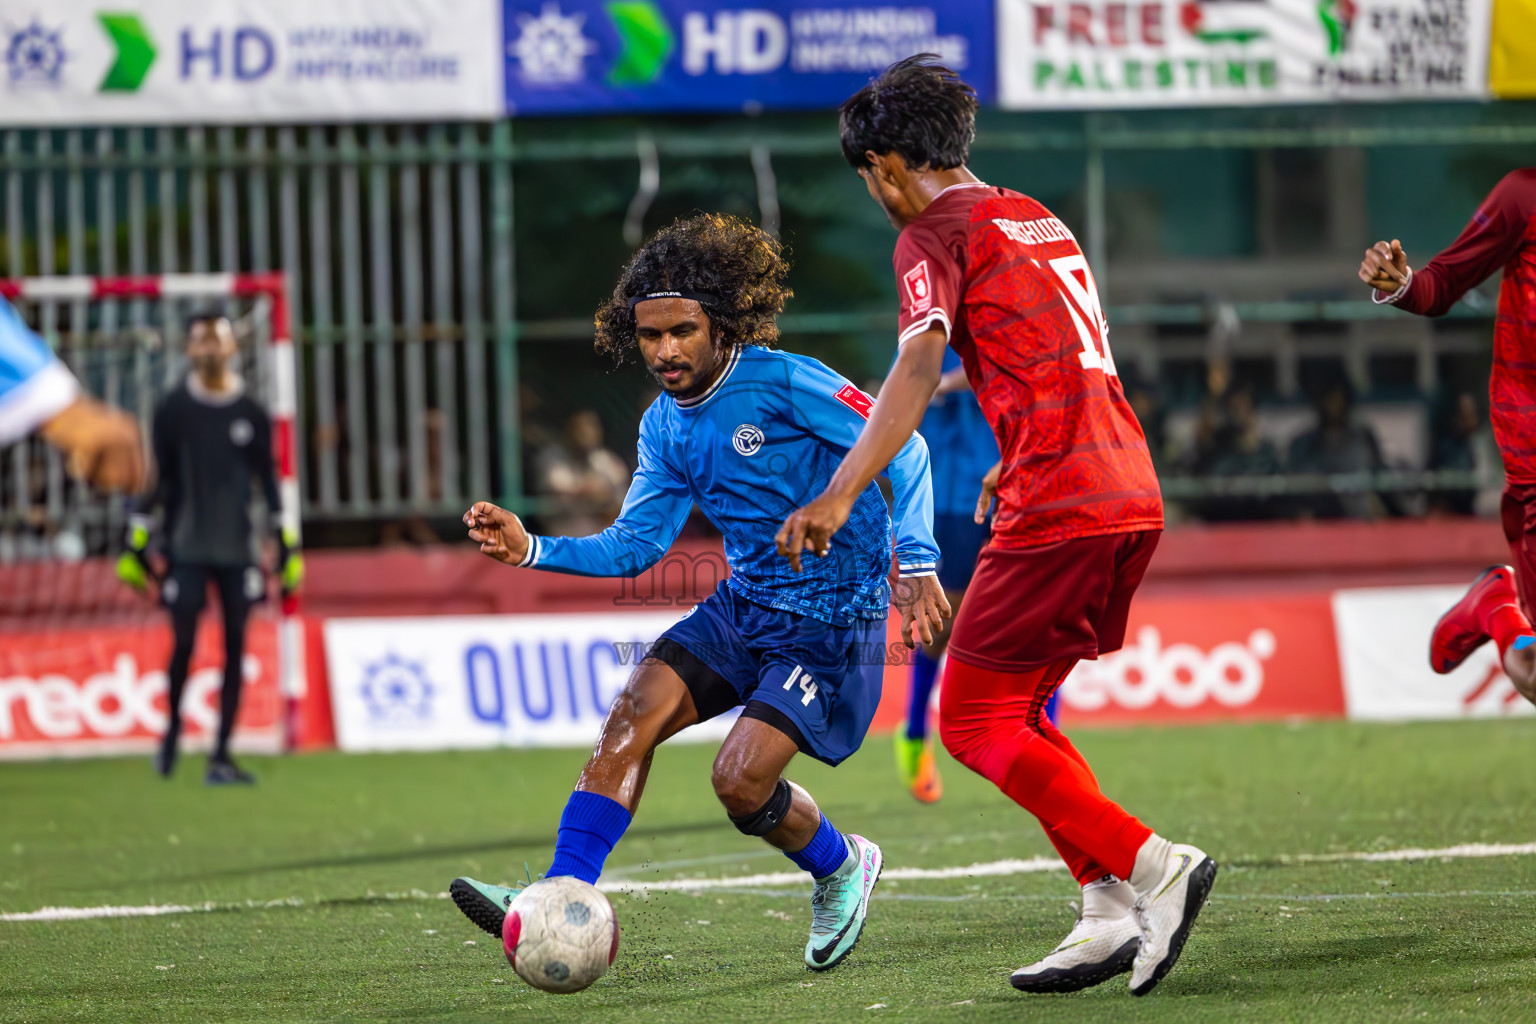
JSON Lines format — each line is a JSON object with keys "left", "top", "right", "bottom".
{"left": 1010, "top": 908, "right": 1141, "bottom": 993}
{"left": 1129, "top": 843, "right": 1218, "bottom": 996}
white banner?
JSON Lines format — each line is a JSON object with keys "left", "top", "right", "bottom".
{"left": 0, "top": 0, "right": 502, "bottom": 125}
{"left": 1333, "top": 585, "right": 1533, "bottom": 721}
{"left": 324, "top": 613, "right": 742, "bottom": 752}
{"left": 999, "top": 0, "right": 1491, "bottom": 109}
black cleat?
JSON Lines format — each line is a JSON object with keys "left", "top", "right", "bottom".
{"left": 205, "top": 758, "right": 256, "bottom": 786}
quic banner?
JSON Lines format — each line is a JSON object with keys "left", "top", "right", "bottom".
{"left": 324, "top": 612, "right": 745, "bottom": 752}
{"left": 0, "top": 620, "right": 283, "bottom": 758}
{"left": 503, "top": 0, "right": 995, "bottom": 114}
{"left": 0, "top": 0, "right": 502, "bottom": 125}
{"left": 999, "top": 0, "right": 1492, "bottom": 108}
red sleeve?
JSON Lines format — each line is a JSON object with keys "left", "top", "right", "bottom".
{"left": 1383, "top": 170, "right": 1536, "bottom": 317}
{"left": 894, "top": 226, "right": 963, "bottom": 344}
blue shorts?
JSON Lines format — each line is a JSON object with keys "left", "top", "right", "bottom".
{"left": 934, "top": 513, "right": 990, "bottom": 592}
{"left": 651, "top": 582, "right": 886, "bottom": 767}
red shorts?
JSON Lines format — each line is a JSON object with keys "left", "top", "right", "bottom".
{"left": 947, "top": 530, "right": 1161, "bottom": 672}
{"left": 1503, "top": 482, "right": 1536, "bottom": 618}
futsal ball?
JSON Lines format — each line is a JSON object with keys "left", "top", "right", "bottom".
{"left": 503, "top": 876, "right": 619, "bottom": 993}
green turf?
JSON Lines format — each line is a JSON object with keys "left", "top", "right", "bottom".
{"left": 6, "top": 719, "right": 1536, "bottom": 1023}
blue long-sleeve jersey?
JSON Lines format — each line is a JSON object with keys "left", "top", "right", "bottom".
{"left": 522, "top": 345, "right": 939, "bottom": 625}
{"left": 0, "top": 297, "right": 78, "bottom": 445}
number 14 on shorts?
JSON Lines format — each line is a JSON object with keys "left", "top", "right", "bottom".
{"left": 783, "top": 665, "right": 819, "bottom": 706}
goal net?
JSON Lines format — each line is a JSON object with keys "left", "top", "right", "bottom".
{"left": 0, "top": 274, "right": 302, "bottom": 759}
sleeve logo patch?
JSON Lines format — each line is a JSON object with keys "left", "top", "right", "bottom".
{"left": 834, "top": 383, "right": 875, "bottom": 420}
{"left": 904, "top": 260, "right": 933, "bottom": 315}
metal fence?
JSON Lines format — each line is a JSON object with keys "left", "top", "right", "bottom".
{"left": 0, "top": 122, "right": 518, "bottom": 528}
{"left": 3, "top": 108, "right": 1536, "bottom": 538}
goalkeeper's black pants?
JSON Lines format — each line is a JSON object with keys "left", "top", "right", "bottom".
{"left": 161, "top": 563, "right": 264, "bottom": 763}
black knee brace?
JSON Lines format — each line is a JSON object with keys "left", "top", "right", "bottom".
{"left": 729, "top": 778, "right": 793, "bottom": 836}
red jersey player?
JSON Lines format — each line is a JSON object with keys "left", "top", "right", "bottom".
{"left": 1359, "top": 170, "right": 1536, "bottom": 700}
{"left": 775, "top": 56, "right": 1215, "bottom": 998}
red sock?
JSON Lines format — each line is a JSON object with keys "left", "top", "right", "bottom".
{"left": 1485, "top": 601, "right": 1535, "bottom": 659}
{"left": 938, "top": 657, "right": 1153, "bottom": 883}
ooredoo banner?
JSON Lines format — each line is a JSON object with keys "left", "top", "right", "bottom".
{"left": 999, "top": 0, "right": 1492, "bottom": 109}
{"left": 324, "top": 612, "right": 745, "bottom": 752}
{"left": 0, "top": 0, "right": 503, "bottom": 125}
{"left": 1333, "top": 585, "right": 1534, "bottom": 719}
{"left": 0, "top": 620, "right": 283, "bottom": 758}
{"left": 503, "top": 0, "right": 995, "bottom": 114}
{"left": 1055, "top": 593, "right": 1346, "bottom": 725}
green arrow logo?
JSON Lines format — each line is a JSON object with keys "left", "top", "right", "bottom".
{"left": 97, "top": 13, "right": 157, "bottom": 92}
{"left": 606, "top": 1, "right": 672, "bottom": 87}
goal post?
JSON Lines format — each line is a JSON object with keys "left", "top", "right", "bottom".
{"left": 0, "top": 272, "right": 306, "bottom": 756}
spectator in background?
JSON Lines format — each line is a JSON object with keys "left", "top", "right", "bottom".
{"left": 1193, "top": 379, "right": 1285, "bottom": 522}
{"left": 1287, "top": 379, "right": 1390, "bottom": 520}
{"left": 535, "top": 409, "right": 631, "bottom": 535}
{"left": 1430, "top": 391, "right": 1504, "bottom": 517}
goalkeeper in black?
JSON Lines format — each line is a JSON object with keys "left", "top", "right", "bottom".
{"left": 118, "top": 312, "right": 303, "bottom": 785}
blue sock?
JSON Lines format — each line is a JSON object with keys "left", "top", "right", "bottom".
{"left": 786, "top": 815, "right": 850, "bottom": 879}
{"left": 905, "top": 649, "right": 941, "bottom": 740}
{"left": 546, "top": 790, "right": 632, "bottom": 884}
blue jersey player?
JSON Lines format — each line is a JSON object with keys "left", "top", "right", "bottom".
{"left": 0, "top": 296, "right": 143, "bottom": 492}
{"left": 449, "top": 214, "right": 950, "bottom": 973}
{"left": 892, "top": 345, "right": 1000, "bottom": 803}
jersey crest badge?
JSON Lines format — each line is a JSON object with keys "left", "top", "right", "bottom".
{"left": 904, "top": 260, "right": 933, "bottom": 315}
{"left": 732, "top": 423, "right": 764, "bottom": 456}
{"left": 230, "top": 418, "right": 254, "bottom": 446}
{"left": 834, "top": 384, "right": 874, "bottom": 420}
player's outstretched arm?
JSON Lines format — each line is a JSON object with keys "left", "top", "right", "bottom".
{"left": 1363, "top": 171, "right": 1535, "bottom": 316}
{"left": 776, "top": 328, "right": 947, "bottom": 571}
{"left": 464, "top": 501, "right": 530, "bottom": 565}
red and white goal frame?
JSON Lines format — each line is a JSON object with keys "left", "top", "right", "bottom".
{"left": 0, "top": 272, "right": 305, "bottom": 751}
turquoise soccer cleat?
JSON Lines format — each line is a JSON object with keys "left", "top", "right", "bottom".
{"left": 804, "top": 834, "right": 883, "bottom": 971}
{"left": 450, "top": 875, "right": 528, "bottom": 938}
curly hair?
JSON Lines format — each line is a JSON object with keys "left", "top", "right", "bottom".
{"left": 594, "top": 213, "right": 792, "bottom": 363}
{"left": 839, "top": 54, "right": 977, "bottom": 171}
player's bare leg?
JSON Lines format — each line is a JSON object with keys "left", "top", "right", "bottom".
{"left": 713, "top": 714, "right": 882, "bottom": 971}
{"left": 450, "top": 657, "right": 698, "bottom": 936}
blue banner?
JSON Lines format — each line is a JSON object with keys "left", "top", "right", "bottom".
{"left": 503, "top": 0, "right": 995, "bottom": 115}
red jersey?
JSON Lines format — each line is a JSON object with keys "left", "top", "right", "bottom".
{"left": 1375, "top": 168, "right": 1536, "bottom": 484}
{"left": 894, "top": 183, "right": 1162, "bottom": 549}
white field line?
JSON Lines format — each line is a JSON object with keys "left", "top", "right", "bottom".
{"left": 8, "top": 841, "right": 1536, "bottom": 923}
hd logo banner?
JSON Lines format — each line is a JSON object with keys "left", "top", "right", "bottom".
{"left": 0, "top": 0, "right": 502, "bottom": 124}
{"left": 503, "top": 0, "right": 995, "bottom": 114}
{"left": 999, "top": 0, "right": 1492, "bottom": 108}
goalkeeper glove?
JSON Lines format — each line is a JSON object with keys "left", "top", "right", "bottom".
{"left": 115, "top": 514, "right": 154, "bottom": 592}
{"left": 276, "top": 527, "right": 305, "bottom": 596}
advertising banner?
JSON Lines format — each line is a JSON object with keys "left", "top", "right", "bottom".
{"left": 0, "top": 620, "right": 283, "bottom": 758}
{"left": 0, "top": 0, "right": 502, "bottom": 125}
{"left": 324, "top": 612, "right": 752, "bottom": 752}
{"left": 503, "top": 0, "right": 994, "bottom": 114}
{"left": 1055, "top": 593, "right": 1346, "bottom": 725}
{"left": 1333, "top": 585, "right": 1533, "bottom": 720}
{"left": 998, "top": 0, "right": 1491, "bottom": 109}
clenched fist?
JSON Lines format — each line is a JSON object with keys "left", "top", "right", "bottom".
{"left": 463, "top": 501, "right": 530, "bottom": 565}
{"left": 1359, "top": 239, "right": 1411, "bottom": 294}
